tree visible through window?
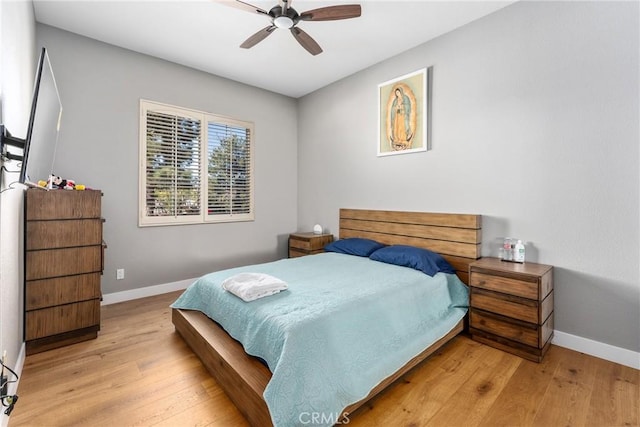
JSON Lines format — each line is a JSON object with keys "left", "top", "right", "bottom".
{"left": 139, "top": 100, "right": 254, "bottom": 226}
{"left": 207, "top": 122, "right": 251, "bottom": 216}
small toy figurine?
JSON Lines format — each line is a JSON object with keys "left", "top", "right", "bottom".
{"left": 46, "top": 175, "right": 63, "bottom": 189}
{"left": 46, "top": 175, "right": 83, "bottom": 190}
{"left": 62, "top": 179, "right": 75, "bottom": 190}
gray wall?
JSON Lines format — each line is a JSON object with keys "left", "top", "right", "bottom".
{"left": 0, "top": 0, "right": 36, "bottom": 372}
{"left": 36, "top": 25, "right": 299, "bottom": 295}
{"left": 2, "top": 1, "right": 638, "bottom": 365}
{"left": 297, "top": 1, "right": 639, "bottom": 352}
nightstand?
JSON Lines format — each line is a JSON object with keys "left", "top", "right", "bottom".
{"left": 468, "top": 257, "right": 554, "bottom": 362}
{"left": 288, "top": 232, "right": 334, "bottom": 258}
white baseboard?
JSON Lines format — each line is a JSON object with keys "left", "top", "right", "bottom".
{"left": 553, "top": 330, "right": 639, "bottom": 370}
{"left": 101, "top": 278, "right": 196, "bottom": 306}
{"left": 2, "top": 343, "right": 25, "bottom": 427}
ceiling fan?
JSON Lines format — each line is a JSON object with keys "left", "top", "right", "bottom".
{"left": 219, "top": 0, "right": 362, "bottom": 55}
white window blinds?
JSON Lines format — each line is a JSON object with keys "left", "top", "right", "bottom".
{"left": 207, "top": 121, "right": 252, "bottom": 218}
{"left": 139, "top": 100, "right": 254, "bottom": 226}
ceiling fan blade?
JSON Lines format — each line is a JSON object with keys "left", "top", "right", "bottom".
{"left": 214, "top": 0, "right": 269, "bottom": 16}
{"left": 240, "top": 25, "right": 277, "bottom": 49}
{"left": 299, "top": 4, "right": 361, "bottom": 21}
{"left": 290, "top": 27, "right": 323, "bottom": 56}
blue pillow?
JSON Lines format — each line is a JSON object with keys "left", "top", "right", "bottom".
{"left": 324, "top": 238, "right": 386, "bottom": 257}
{"left": 369, "top": 245, "right": 456, "bottom": 276}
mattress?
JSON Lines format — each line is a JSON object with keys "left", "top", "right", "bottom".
{"left": 171, "top": 252, "right": 469, "bottom": 426}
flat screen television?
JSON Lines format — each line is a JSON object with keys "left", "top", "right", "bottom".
{"left": 0, "top": 47, "right": 63, "bottom": 187}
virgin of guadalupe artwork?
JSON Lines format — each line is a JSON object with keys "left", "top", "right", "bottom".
{"left": 387, "top": 84, "right": 416, "bottom": 151}
{"left": 377, "top": 68, "right": 427, "bottom": 156}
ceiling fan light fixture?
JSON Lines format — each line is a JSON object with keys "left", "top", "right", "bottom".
{"left": 274, "top": 15, "right": 294, "bottom": 29}
{"left": 232, "top": 0, "right": 362, "bottom": 55}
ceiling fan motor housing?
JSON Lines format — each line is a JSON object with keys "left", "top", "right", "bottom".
{"left": 269, "top": 5, "right": 300, "bottom": 29}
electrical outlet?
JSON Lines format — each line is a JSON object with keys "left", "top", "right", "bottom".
{"left": 116, "top": 269, "right": 125, "bottom": 280}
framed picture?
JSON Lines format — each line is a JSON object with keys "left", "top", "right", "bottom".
{"left": 377, "top": 67, "right": 430, "bottom": 156}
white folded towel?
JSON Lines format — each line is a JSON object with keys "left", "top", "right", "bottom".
{"left": 222, "top": 272, "right": 288, "bottom": 302}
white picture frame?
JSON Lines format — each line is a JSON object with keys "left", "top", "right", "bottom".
{"left": 377, "top": 67, "right": 430, "bottom": 157}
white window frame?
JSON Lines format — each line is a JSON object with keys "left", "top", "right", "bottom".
{"left": 139, "top": 100, "right": 254, "bottom": 226}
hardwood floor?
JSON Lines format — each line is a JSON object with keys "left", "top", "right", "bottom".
{"left": 11, "top": 291, "right": 639, "bottom": 427}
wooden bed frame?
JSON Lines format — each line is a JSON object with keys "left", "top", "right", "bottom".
{"left": 172, "top": 209, "right": 482, "bottom": 426}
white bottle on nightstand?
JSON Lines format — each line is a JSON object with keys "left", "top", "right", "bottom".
{"left": 514, "top": 240, "right": 525, "bottom": 263}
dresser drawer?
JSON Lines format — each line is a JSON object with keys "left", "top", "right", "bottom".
{"left": 26, "top": 189, "right": 101, "bottom": 220}
{"left": 288, "top": 233, "right": 334, "bottom": 257}
{"left": 26, "top": 246, "right": 103, "bottom": 281}
{"left": 25, "top": 299, "right": 100, "bottom": 340}
{"left": 470, "top": 287, "right": 554, "bottom": 325}
{"left": 470, "top": 271, "right": 545, "bottom": 300}
{"left": 27, "top": 219, "right": 103, "bottom": 250}
{"left": 289, "top": 238, "right": 315, "bottom": 251}
{"left": 470, "top": 309, "right": 553, "bottom": 348}
{"left": 289, "top": 235, "right": 333, "bottom": 251}
{"left": 26, "top": 273, "right": 101, "bottom": 310}
{"left": 289, "top": 248, "right": 310, "bottom": 258}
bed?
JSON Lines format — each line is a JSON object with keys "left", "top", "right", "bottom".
{"left": 172, "top": 209, "right": 482, "bottom": 426}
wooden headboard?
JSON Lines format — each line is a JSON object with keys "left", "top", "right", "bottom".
{"left": 339, "top": 209, "right": 482, "bottom": 284}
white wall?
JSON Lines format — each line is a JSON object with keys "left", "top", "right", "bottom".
{"left": 36, "top": 25, "right": 299, "bottom": 296}
{"left": 0, "top": 0, "right": 36, "bottom": 381}
{"left": 297, "top": 1, "right": 639, "bottom": 353}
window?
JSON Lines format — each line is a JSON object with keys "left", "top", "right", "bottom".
{"left": 139, "top": 100, "right": 254, "bottom": 226}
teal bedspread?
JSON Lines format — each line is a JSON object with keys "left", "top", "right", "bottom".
{"left": 171, "top": 252, "right": 468, "bottom": 426}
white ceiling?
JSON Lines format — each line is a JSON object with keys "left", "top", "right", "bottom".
{"left": 33, "top": 0, "right": 514, "bottom": 98}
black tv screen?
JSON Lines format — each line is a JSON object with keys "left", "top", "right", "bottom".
{"left": 19, "top": 47, "right": 63, "bottom": 186}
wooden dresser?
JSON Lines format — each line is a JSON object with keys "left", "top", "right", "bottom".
{"left": 24, "top": 189, "right": 105, "bottom": 354}
{"left": 288, "top": 232, "right": 334, "bottom": 257}
{"left": 469, "top": 257, "right": 554, "bottom": 362}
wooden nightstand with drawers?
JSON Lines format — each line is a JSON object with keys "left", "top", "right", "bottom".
{"left": 288, "top": 232, "right": 333, "bottom": 258}
{"left": 469, "top": 257, "right": 554, "bottom": 362}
